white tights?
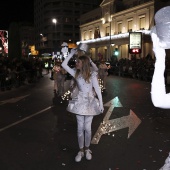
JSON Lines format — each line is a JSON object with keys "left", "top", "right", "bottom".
{"left": 76, "top": 115, "right": 93, "bottom": 149}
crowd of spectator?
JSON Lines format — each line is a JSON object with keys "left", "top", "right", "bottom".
{"left": 1, "top": 54, "right": 170, "bottom": 92}
{"left": 109, "top": 55, "right": 155, "bottom": 81}
{"left": 0, "top": 56, "right": 46, "bottom": 91}
{"left": 95, "top": 54, "right": 170, "bottom": 83}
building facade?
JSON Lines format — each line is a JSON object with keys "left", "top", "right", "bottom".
{"left": 20, "top": 24, "right": 35, "bottom": 57}
{"left": 34, "top": 0, "right": 102, "bottom": 55}
{"left": 78, "top": 0, "right": 154, "bottom": 61}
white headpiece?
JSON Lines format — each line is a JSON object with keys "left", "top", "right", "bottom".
{"left": 153, "top": 6, "right": 170, "bottom": 49}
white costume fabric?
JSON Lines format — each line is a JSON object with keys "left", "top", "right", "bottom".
{"left": 151, "top": 31, "right": 170, "bottom": 108}
{"left": 160, "top": 152, "right": 170, "bottom": 170}
{"left": 69, "top": 59, "right": 98, "bottom": 99}
{"left": 89, "top": 58, "right": 98, "bottom": 72}
{"left": 61, "top": 50, "right": 103, "bottom": 116}
{"left": 151, "top": 31, "right": 170, "bottom": 170}
{"left": 76, "top": 115, "right": 93, "bottom": 148}
{"left": 61, "top": 42, "right": 69, "bottom": 58}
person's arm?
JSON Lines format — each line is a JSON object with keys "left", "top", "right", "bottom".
{"left": 91, "top": 72, "right": 104, "bottom": 112}
{"left": 151, "top": 32, "right": 170, "bottom": 108}
{"left": 89, "top": 58, "right": 98, "bottom": 72}
{"left": 52, "top": 66, "right": 55, "bottom": 72}
{"left": 61, "top": 49, "right": 77, "bottom": 77}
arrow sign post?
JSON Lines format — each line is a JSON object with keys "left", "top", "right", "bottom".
{"left": 91, "top": 97, "right": 141, "bottom": 144}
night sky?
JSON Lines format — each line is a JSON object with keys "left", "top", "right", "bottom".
{"left": 0, "top": 0, "right": 34, "bottom": 30}
{"left": 1, "top": 0, "right": 168, "bottom": 31}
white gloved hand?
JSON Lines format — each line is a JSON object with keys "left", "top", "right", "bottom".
{"left": 99, "top": 104, "right": 104, "bottom": 113}
{"left": 88, "top": 56, "right": 92, "bottom": 63}
{"left": 70, "top": 48, "right": 77, "bottom": 55}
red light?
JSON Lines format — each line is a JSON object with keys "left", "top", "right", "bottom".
{"left": 132, "top": 49, "right": 139, "bottom": 52}
{"left": 129, "top": 48, "right": 141, "bottom": 54}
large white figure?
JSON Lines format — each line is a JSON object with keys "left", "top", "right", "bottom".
{"left": 151, "top": 6, "right": 170, "bottom": 170}
{"left": 151, "top": 31, "right": 170, "bottom": 108}
{"left": 61, "top": 42, "right": 69, "bottom": 58}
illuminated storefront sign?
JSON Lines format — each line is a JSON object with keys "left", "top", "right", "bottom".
{"left": 0, "top": 30, "right": 8, "bottom": 54}
{"left": 129, "top": 32, "right": 142, "bottom": 54}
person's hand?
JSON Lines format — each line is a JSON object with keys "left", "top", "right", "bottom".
{"left": 151, "top": 31, "right": 165, "bottom": 59}
{"left": 99, "top": 104, "right": 104, "bottom": 113}
{"left": 70, "top": 48, "right": 77, "bottom": 55}
{"left": 88, "top": 56, "right": 92, "bottom": 63}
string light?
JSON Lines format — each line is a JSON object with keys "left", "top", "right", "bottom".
{"left": 61, "top": 90, "right": 71, "bottom": 101}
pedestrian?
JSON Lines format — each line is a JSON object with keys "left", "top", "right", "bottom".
{"left": 98, "top": 60, "right": 109, "bottom": 89}
{"left": 61, "top": 48, "right": 104, "bottom": 162}
{"left": 52, "top": 61, "right": 67, "bottom": 96}
{"left": 150, "top": 6, "right": 170, "bottom": 169}
{"left": 69, "top": 54, "right": 99, "bottom": 99}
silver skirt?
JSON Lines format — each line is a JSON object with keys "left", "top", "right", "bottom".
{"left": 67, "top": 90, "right": 101, "bottom": 116}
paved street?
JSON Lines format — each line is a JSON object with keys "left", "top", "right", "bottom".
{"left": 0, "top": 72, "right": 170, "bottom": 170}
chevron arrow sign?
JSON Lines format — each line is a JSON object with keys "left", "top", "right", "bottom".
{"left": 91, "top": 96, "right": 141, "bottom": 144}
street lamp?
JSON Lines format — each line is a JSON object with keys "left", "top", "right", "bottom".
{"left": 52, "top": 18, "right": 58, "bottom": 52}
{"left": 52, "top": 18, "right": 57, "bottom": 24}
{"left": 52, "top": 18, "right": 57, "bottom": 28}
{"left": 40, "top": 33, "right": 44, "bottom": 47}
{"left": 52, "top": 18, "right": 57, "bottom": 36}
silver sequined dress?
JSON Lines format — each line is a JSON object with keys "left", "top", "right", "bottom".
{"left": 61, "top": 51, "right": 103, "bottom": 116}
{"left": 67, "top": 71, "right": 101, "bottom": 116}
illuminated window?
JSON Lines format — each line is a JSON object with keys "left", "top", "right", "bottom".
{"left": 89, "top": 30, "right": 92, "bottom": 39}
{"left": 84, "top": 31, "right": 86, "bottom": 40}
{"left": 105, "top": 13, "right": 110, "bottom": 23}
{"left": 118, "top": 23, "right": 122, "bottom": 33}
{"left": 139, "top": 17, "right": 145, "bottom": 30}
{"left": 106, "top": 26, "right": 110, "bottom": 36}
{"left": 128, "top": 20, "right": 132, "bottom": 32}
